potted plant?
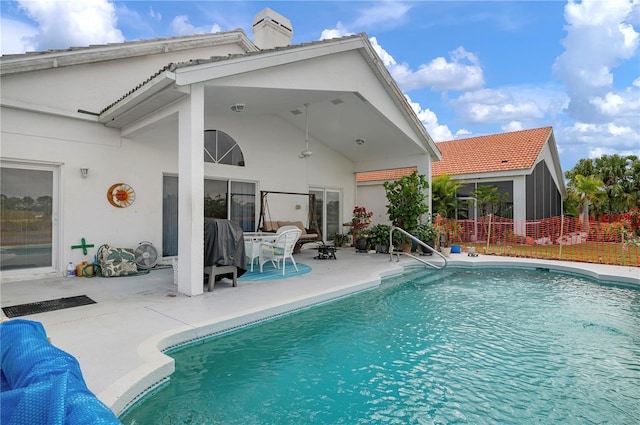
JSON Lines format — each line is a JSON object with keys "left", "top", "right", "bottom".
{"left": 383, "top": 170, "right": 430, "bottom": 251}
{"left": 435, "top": 216, "right": 461, "bottom": 257}
{"left": 350, "top": 206, "right": 373, "bottom": 252}
{"left": 416, "top": 222, "right": 438, "bottom": 255}
{"left": 332, "top": 233, "right": 349, "bottom": 247}
{"left": 368, "top": 224, "right": 391, "bottom": 253}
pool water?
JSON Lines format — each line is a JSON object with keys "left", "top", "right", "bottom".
{"left": 121, "top": 268, "right": 640, "bottom": 424}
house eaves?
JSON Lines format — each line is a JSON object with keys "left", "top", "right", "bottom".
{"left": 0, "top": 30, "right": 256, "bottom": 76}
{"left": 98, "top": 67, "right": 181, "bottom": 127}
{"left": 98, "top": 33, "right": 440, "bottom": 160}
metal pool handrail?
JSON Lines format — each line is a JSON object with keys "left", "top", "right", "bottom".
{"left": 389, "top": 226, "right": 448, "bottom": 270}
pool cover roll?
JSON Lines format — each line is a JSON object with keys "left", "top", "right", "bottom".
{"left": 0, "top": 319, "right": 121, "bottom": 425}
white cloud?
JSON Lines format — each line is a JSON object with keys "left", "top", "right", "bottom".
{"left": 319, "top": 22, "right": 353, "bottom": 40}
{"left": 15, "top": 0, "right": 124, "bottom": 51}
{"left": 590, "top": 90, "right": 640, "bottom": 117}
{"left": 553, "top": 0, "right": 639, "bottom": 122}
{"left": 0, "top": 17, "right": 38, "bottom": 54}
{"left": 502, "top": 122, "right": 524, "bottom": 132}
{"left": 370, "top": 38, "right": 484, "bottom": 92}
{"left": 563, "top": 121, "right": 640, "bottom": 153}
{"left": 149, "top": 6, "right": 161, "bottom": 21}
{"left": 351, "top": 1, "right": 412, "bottom": 30}
{"left": 452, "top": 88, "right": 544, "bottom": 124}
{"left": 405, "top": 94, "right": 459, "bottom": 142}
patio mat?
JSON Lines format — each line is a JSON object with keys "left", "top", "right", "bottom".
{"left": 239, "top": 262, "right": 311, "bottom": 281}
{"left": 2, "top": 295, "right": 96, "bottom": 318}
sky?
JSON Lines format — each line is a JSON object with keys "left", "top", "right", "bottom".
{"left": 1, "top": 0, "right": 639, "bottom": 174}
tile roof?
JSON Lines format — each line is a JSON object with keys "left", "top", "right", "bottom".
{"left": 356, "top": 167, "right": 417, "bottom": 182}
{"left": 431, "top": 127, "right": 552, "bottom": 177}
{"left": 355, "top": 127, "right": 553, "bottom": 182}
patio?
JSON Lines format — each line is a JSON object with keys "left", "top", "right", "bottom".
{"left": 1, "top": 247, "right": 637, "bottom": 416}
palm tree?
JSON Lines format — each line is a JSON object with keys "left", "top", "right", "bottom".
{"left": 431, "top": 174, "right": 461, "bottom": 218}
{"left": 594, "top": 154, "right": 635, "bottom": 217}
{"left": 573, "top": 174, "right": 605, "bottom": 230}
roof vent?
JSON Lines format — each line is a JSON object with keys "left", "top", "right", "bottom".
{"left": 501, "top": 160, "right": 508, "bottom": 163}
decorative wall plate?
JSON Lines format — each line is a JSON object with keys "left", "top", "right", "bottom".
{"left": 107, "top": 183, "right": 135, "bottom": 208}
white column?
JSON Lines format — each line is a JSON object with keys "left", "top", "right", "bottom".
{"left": 177, "top": 84, "right": 205, "bottom": 296}
{"left": 513, "top": 176, "right": 526, "bottom": 234}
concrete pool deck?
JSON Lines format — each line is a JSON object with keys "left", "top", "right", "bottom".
{"left": 1, "top": 248, "right": 638, "bottom": 416}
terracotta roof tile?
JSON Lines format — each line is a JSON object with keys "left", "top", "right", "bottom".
{"left": 356, "top": 167, "right": 417, "bottom": 182}
{"left": 431, "top": 127, "right": 552, "bottom": 177}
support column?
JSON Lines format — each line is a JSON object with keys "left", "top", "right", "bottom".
{"left": 177, "top": 84, "right": 205, "bottom": 296}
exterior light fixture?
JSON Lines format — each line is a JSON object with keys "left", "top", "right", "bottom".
{"left": 80, "top": 168, "right": 89, "bottom": 178}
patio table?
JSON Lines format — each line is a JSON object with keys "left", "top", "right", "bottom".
{"left": 243, "top": 232, "right": 278, "bottom": 272}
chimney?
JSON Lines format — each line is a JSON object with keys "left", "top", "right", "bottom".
{"left": 252, "top": 8, "right": 293, "bottom": 50}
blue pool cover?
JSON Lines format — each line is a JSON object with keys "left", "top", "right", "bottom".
{"left": 1, "top": 319, "right": 121, "bottom": 424}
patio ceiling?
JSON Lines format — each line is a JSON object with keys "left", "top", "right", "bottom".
{"left": 203, "top": 86, "right": 427, "bottom": 163}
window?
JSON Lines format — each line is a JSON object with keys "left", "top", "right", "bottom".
{"left": 162, "top": 176, "right": 256, "bottom": 257}
{"left": 204, "top": 130, "right": 245, "bottom": 166}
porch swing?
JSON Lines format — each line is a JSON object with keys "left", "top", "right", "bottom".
{"left": 257, "top": 190, "right": 324, "bottom": 252}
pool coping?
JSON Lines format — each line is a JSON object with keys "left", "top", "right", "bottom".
{"left": 103, "top": 255, "right": 638, "bottom": 417}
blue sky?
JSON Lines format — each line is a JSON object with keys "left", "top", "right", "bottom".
{"left": 1, "top": 0, "right": 639, "bottom": 173}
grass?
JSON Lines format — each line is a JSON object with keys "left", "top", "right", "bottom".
{"left": 461, "top": 242, "right": 639, "bottom": 267}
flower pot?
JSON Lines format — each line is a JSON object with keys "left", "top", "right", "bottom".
{"left": 450, "top": 245, "right": 461, "bottom": 254}
{"left": 441, "top": 246, "right": 451, "bottom": 257}
{"left": 355, "top": 237, "right": 368, "bottom": 252}
{"left": 420, "top": 239, "right": 434, "bottom": 255}
{"left": 375, "top": 244, "right": 389, "bottom": 254}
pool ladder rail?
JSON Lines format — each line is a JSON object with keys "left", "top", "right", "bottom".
{"left": 389, "top": 226, "right": 448, "bottom": 270}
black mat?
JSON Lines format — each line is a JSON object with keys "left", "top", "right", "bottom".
{"left": 2, "top": 295, "right": 96, "bottom": 318}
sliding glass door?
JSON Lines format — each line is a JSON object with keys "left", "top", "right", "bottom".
{"left": 162, "top": 176, "right": 256, "bottom": 256}
{"left": 0, "top": 163, "right": 57, "bottom": 271}
{"left": 310, "top": 187, "right": 341, "bottom": 240}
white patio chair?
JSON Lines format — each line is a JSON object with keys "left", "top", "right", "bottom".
{"left": 259, "top": 228, "right": 302, "bottom": 275}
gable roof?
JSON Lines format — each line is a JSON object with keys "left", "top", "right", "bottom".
{"left": 96, "top": 33, "right": 441, "bottom": 161}
{"left": 431, "top": 127, "right": 553, "bottom": 177}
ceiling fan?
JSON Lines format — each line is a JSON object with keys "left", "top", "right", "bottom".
{"left": 299, "top": 103, "right": 312, "bottom": 159}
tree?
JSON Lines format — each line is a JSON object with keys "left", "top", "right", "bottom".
{"left": 431, "top": 174, "right": 461, "bottom": 218}
{"left": 383, "top": 170, "right": 429, "bottom": 232}
{"left": 472, "top": 185, "right": 510, "bottom": 217}
{"left": 594, "top": 154, "right": 634, "bottom": 217}
{"left": 571, "top": 174, "right": 605, "bottom": 228}
{"left": 565, "top": 154, "right": 639, "bottom": 217}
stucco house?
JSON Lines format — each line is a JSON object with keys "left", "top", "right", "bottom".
{"left": 0, "top": 8, "right": 440, "bottom": 295}
{"left": 357, "top": 126, "right": 566, "bottom": 227}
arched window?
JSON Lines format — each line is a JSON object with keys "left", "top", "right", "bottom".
{"left": 204, "top": 130, "right": 245, "bottom": 166}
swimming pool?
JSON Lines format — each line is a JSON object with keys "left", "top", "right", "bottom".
{"left": 120, "top": 268, "right": 640, "bottom": 424}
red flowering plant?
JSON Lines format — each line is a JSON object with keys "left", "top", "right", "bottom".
{"left": 350, "top": 206, "right": 373, "bottom": 240}
{"left": 621, "top": 208, "right": 640, "bottom": 247}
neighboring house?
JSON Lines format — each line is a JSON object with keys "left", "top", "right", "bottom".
{"left": 357, "top": 127, "right": 566, "bottom": 227}
{"left": 0, "top": 8, "right": 440, "bottom": 294}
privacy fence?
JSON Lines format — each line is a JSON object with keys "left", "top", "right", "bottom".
{"left": 435, "top": 214, "right": 639, "bottom": 267}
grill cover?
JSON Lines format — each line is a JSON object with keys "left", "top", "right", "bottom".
{"left": 204, "top": 218, "right": 247, "bottom": 278}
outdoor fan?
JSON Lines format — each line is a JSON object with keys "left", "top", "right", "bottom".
{"left": 134, "top": 241, "right": 158, "bottom": 269}
{"left": 299, "top": 103, "right": 313, "bottom": 159}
